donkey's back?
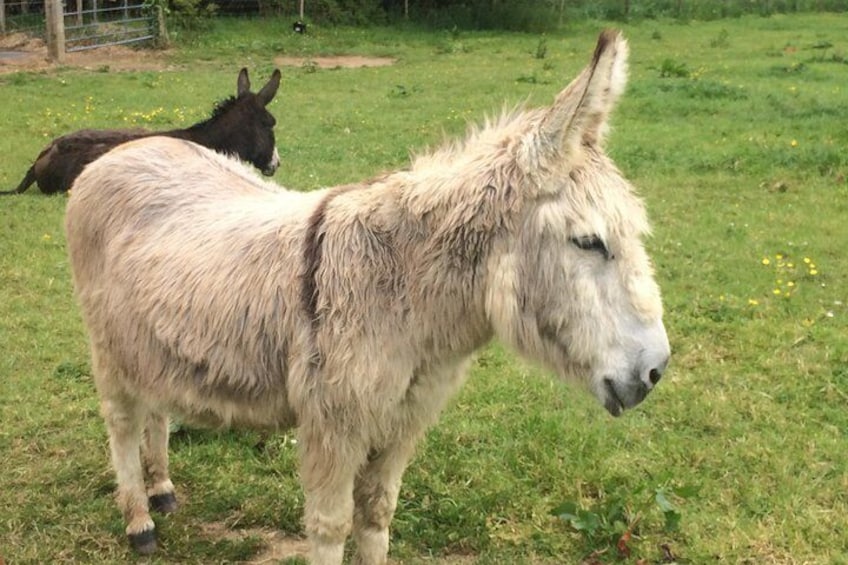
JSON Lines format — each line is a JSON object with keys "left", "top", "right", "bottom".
{"left": 66, "top": 136, "right": 319, "bottom": 429}
{"left": 4, "top": 128, "right": 147, "bottom": 195}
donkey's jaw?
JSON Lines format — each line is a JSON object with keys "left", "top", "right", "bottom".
{"left": 262, "top": 147, "right": 281, "bottom": 176}
{"left": 602, "top": 377, "right": 649, "bottom": 417}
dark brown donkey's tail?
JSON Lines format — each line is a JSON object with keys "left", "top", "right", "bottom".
{"left": 0, "top": 165, "right": 36, "bottom": 195}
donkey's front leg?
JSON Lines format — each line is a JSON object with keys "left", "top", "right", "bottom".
{"left": 350, "top": 444, "right": 411, "bottom": 565}
{"left": 351, "top": 363, "right": 470, "bottom": 564}
{"left": 352, "top": 431, "right": 427, "bottom": 565}
{"left": 300, "top": 430, "right": 367, "bottom": 565}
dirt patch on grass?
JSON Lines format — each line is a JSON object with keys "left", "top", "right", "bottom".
{"left": 201, "top": 522, "right": 310, "bottom": 563}
{"left": 274, "top": 55, "right": 396, "bottom": 69}
{"left": 0, "top": 32, "right": 174, "bottom": 74}
{"left": 201, "top": 521, "right": 478, "bottom": 564}
{"left": 0, "top": 36, "right": 393, "bottom": 75}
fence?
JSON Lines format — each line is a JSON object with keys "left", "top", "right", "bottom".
{"left": 0, "top": 1, "right": 45, "bottom": 37}
{"left": 0, "top": 0, "right": 162, "bottom": 61}
{"left": 62, "top": 0, "right": 158, "bottom": 52}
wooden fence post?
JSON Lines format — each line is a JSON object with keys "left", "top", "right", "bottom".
{"left": 154, "top": 4, "right": 169, "bottom": 48}
{"left": 46, "top": 0, "right": 66, "bottom": 63}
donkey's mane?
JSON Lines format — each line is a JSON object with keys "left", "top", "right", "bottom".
{"left": 210, "top": 96, "right": 239, "bottom": 120}
{"left": 182, "top": 96, "right": 239, "bottom": 130}
{"left": 170, "top": 97, "right": 241, "bottom": 136}
{"left": 298, "top": 108, "right": 539, "bottom": 212}
{"left": 404, "top": 101, "right": 650, "bottom": 246}
{"left": 411, "top": 105, "right": 539, "bottom": 171}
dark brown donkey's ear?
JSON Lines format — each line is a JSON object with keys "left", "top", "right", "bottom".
{"left": 257, "top": 69, "right": 282, "bottom": 106}
{"left": 237, "top": 67, "right": 250, "bottom": 97}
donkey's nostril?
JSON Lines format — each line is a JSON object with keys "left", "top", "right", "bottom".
{"left": 649, "top": 367, "right": 663, "bottom": 385}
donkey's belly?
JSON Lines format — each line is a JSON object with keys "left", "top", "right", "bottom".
{"left": 167, "top": 394, "right": 297, "bottom": 430}
{"left": 153, "top": 373, "right": 297, "bottom": 430}
{"left": 127, "top": 343, "right": 298, "bottom": 431}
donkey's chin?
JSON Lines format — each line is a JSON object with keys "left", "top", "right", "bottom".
{"left": 262, "top": 149, "right": 281, "bottom": 176}
{"left": 600, "top": 377, "right": 650, "bottom": 417}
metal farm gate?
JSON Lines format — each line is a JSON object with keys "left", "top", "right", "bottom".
{"left": 0, "top": 0, "right": 160, "bottom": 61}
{"left": 62, "top": 0, "right": 157, "bottom": 52}
{"left": 0, "top": 1, "right": 48, "bottom": 40}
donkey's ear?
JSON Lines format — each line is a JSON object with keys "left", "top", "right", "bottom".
{"left": 237, "top": 68, "right": 251, "bottom": 97}
{"left": 536, "top": 29, "right": 628, "bottom": 157}
{"left": 257, "top": 69, "right": 282, "bottom": 106}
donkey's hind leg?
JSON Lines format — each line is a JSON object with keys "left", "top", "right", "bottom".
{"left": 143, "top": 411, "right": 178, "bottom": 514}
{"left": 93, "top": 352, "right": 158, "bottom": 554}
{"left": 101, "top": 392, "right": 158, "bottom": 554}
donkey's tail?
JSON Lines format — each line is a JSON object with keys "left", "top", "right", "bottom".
{"left": 0, "top": 166, "right": 36, "bottom": 195}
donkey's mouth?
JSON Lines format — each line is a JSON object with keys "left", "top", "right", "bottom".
{"left": 602, "top": 377, "right": 651, "bottom": 417}
{"left": 603, "top": 379, "right": 625, "bottom": 417}
{"left": 262, "top": 148, "right": 281, "bottom": 176}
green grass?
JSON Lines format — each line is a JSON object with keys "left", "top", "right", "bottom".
{"left": 2, "top": 13, "right": 848, "bottom": 564}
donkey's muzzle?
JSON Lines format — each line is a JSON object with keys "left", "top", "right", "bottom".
{"left": 262, "top": 147, "right": 281, "bottom": 176}
{"left": 601, "top": 326, "right": 672, "bottom": 416}
{"left": 603, "top": 378, "right": 648, "bottom": 417}
{"left": 603, "top": 355, "right": 668, "bottom": 417}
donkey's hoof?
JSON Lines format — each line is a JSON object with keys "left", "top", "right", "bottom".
{"left": 129, "top": 529, "right": 158, "bottom": 555}
{"left": 149, "top": 491, "right": 178, "bottom": 514}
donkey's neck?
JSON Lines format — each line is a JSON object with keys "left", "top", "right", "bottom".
{"left": 332, "top": 167, "right": 520, "bottom": 357}
{"left": 162, "top": 121, "right": 224, "bottom": 151}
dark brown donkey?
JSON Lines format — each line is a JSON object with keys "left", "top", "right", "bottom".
{"left": 1, "top": 68, "right": 281, "bottom": 196}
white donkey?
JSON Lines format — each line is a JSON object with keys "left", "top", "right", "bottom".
{"left": 65, "top": 30, "right": 670, "bottom": 564}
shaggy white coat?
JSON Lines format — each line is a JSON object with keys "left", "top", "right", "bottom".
{"left": 65, "top": 29, "right": 669, "bottom": 565}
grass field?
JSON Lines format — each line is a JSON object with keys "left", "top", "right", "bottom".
{"left": 1, "top": 13, "right": 847, "bottom": 564}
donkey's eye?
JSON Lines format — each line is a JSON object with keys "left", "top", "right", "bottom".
{"left": 570, "top": 235, "right": 612, "bottom": 260}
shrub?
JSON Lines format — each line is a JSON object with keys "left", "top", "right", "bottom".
{"left": 148, "top": 0, "right": 218, "bottom": 31}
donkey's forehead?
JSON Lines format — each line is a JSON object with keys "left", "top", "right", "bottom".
{"left": 532, "top": 151, "right": 649, "bottom": 240}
